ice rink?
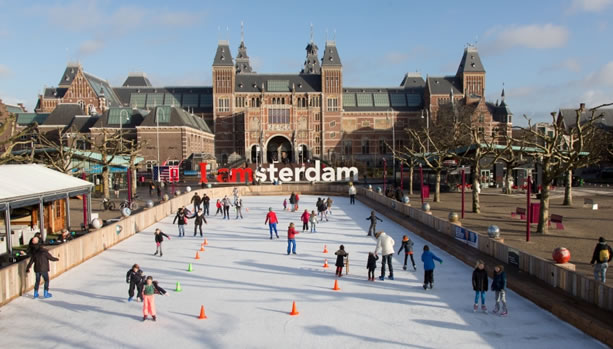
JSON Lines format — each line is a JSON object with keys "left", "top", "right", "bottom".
{"left": 0, "top": 195, "right": 604, "bottom": 348}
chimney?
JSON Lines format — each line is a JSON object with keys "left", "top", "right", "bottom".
{"left": 580, "top": 103, "right": 586, "bottom": 112}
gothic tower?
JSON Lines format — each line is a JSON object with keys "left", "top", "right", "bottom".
{"left": 321, "top": 40, "right": 342, "bottom": 162}
{"left": 212, "top": 40, "right": 236, "bottom": 163}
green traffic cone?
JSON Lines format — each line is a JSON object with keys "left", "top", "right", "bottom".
{"left": 187, "top": 263, "right": 193, "bottom": 272}
{"left": 175, "top": 282, "right": 182, "bottom": 292}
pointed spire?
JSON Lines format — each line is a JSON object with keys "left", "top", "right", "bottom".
{"left": 501, "top": 83, "right": 505, "bottom": 100}
{"left": 235, "top": 22, "right": 254, "bottom": 74}
{"left": 301, "top": 25, "right": 321, "bottom": 74}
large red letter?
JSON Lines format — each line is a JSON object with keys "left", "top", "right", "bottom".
{"left": 230, "top": 168, "right": 253, "bottom": 183}
{"left": 199, "top": 162, "right": 208, "bottom": 183}
{"left": 217, "top": 168, "right": 229, "bottom": 182}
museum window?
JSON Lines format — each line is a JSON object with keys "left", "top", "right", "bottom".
{"left": 361, "top": 139, "right": 370, "bottom": 154}
{"left": 315, "top": 124, "right": 320, "bottom": 132}
{"left": 314, "top": 113, "right": 320, "bottom": 121}
{"left": 330, "top": 132, "right": 336, "bottom": 139}
{"left": 268, "top": 108, "right": 290, "bottom": 124}
{"left": 236, "top": 96, "right": 246, "bottom": 108}
{"left": 327, "top": 97, "right": 338, "bottom": 112}
{"left": 310, "top": 96, "right": 321, "bottom": 107}
{"left": 217, "top": 97, "right": 230, "bottom": 112}
{"left": 478, "top": 113, "right": 484, "bottom": 123}
{"left": 251, "top": 97, "right": 261, "bottom": 107}
{"left": 314, "top": 146, "right": 321, "bottom": 155}
{"left": 329, "top": 121, "right": 336, "bottom": 128}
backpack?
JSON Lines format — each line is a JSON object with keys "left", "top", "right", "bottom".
{"left": 600, "top": 247, "right": 610, "bottom": 263}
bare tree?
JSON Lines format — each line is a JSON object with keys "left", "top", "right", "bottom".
{"left": 0, "top": 115, "right": 37, "bottom": 164}
{"left": 494, "top": 133, "right": 529, "bottom": 195}
{"left": 87, "top": 129, "right": 128, "bottom": 199}
{"left": 34, "top": 127, "right": 88, "bottom": 174}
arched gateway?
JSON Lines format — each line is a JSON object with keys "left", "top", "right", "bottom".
{"left": 266, "top": 136, "right": 292, "bottom": 163}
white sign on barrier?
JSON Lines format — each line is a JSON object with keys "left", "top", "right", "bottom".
{"left": 455, "top": 226, "right": 479, "bottom": 249}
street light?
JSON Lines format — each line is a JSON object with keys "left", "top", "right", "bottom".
{"left": 388, "top": 108, "right": 396, "bottom": 186}
{"left": 155, "top": 107, "right": 164, "bottom": 184}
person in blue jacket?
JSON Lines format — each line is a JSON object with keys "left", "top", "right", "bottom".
{"left": 421, "top": 245, "right": 442, "bottom": 289}
{"left": 491, "top": 265, "right": 508, "bottom": 316}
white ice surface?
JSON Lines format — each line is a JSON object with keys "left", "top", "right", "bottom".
{"left": 0, "top": 195, "right": 605, "bottom": 349}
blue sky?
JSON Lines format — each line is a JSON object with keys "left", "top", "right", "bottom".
{"left": 0, "top": 0, "right": 612, "bottom": 124}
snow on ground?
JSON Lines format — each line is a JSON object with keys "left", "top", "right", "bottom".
{"left": 0, "top": 195, "right": 605, "bottom": 349}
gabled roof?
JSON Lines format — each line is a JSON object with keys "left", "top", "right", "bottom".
{"left": 235, "top": 74, "right": 321, "bottom": 93}
{"left": 486, "top": 101, "right": 512, "bottom": 123}
{"left": 558, "top": 108, "right": 613, "bottom": 130}
{"left": 427, "top": 76, "right": 462, "bottom": 95}
{"left": 322, "top": 41, "right": 342, "bottom": 67}
{"left": 456, "top": 46, "right": 485, "bottom": 75}
{"left": 42, "top": 104, "right": 86, "bottom": 127}
{"left": 43, "top": 87, "right": 68, "bottom": 99}
{"left": 83, "top": 72, "right": 121, "bottom": 106}
{"left": 137, "top": 106, "right": 213, "bottom": 134}
{"left": 122, "top": 73, "right": 152, "bottom": 87}
{"left": 400, "top": 73, "right": 426, "bottom": 89}
{"left": 213, "top": 40, "right": 234, "bottom": 67}
{"left": 58, "top": 64, "right": 80, "bottom": 86}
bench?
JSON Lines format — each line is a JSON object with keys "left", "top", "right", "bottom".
{"left": 549, "top": 214, "right": 564, "bottom": 230}
{"left": 511, "top": 207, "right": 526, "bottom": 220}
{"left": 584, "top": 198, "right": 599, "bottom": 210}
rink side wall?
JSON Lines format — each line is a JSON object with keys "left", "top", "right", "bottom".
{"left": 2, "top": 184, "right": 612, "bottom": 324}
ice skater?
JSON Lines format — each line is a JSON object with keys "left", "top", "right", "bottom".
{"left": 397, "top": 235, "right": 416, "bottom": 271}
{"left": 265, "top": 207, "right": 279, "bottom": 239}
{"left": 287, "top": 222, "right": 299, "bottom": 255}
{"left": 222, "top": 195, "right": 232, "bottom": 220}
{"left": 289, "top": 192, "right": 296, "bottom": 212}
{"left": 367, "top": 252, "right": 379, "bottom": 281}
{"left": 283, "top": 198, "right": 288, "bottom": 211}
{"left": 140, "top": 276, "right": 167, "bottom": 322}
{"left": 126, "top": 264, "right": 145, "bottom": 302}
{"left": 300, "top": 209, "right": 310, "bottom": 232}
{"left": 374, "top": 231, "right": 395, "bottom": 280}
{"left": 25, "top": 237, "right": 59, "bottom": 299}
{"left": 491, "top": 265, "right": 508, "bottom": 316}
{"left": 366, "top": 211, "right": 383, "bottom": 236}
{"left": 309, "top": 210, "right": 318, "bottom": 232}
{"left": 294, "top": 193, "right": 300, "bottom": 211}
{"left": 172, "top": 207, "right": 187, "bottom": 237}
{"left": 421, "top": 245, "right": 442, "bottom": 289}
{"left": 153, "top": 228, "right": 170, "bottom": 257}
{"left": 317, "top": 198, "right": 328, "bottom": 222}
{"left": 326, "top": 197, "right": 333, "bottom": 215}
{"left": 334, "top": 245, "right": 348, "bottom": 277}
{"left": 348, "top": 183, "right": 357, "bottom": 204}
{"left": 472, "top": 260, "right": 488, "bottom": 313}
{"left": 215, "top": 199, "right": 223, "bottom": 216}
{"left": 234, "top": 196, "right": 244, "bottom": 219}
{"left": 190, "top": 209, "right": 207, "bottom": 236}
{"left": 190, "top": 192, "right": 202, "bottom": 211}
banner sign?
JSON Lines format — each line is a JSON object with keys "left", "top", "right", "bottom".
{"left": 454, "top": 226, "right": 479, "bottom": 249}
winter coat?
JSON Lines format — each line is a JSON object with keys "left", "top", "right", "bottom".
{"left": 216, "top": 201, "right": 222, "bottom": 209}
{"left": 397, "top": 239, "right": 414, "bottom": 255}
{"left": 191, "top": 212, "right": 207, "bottom": 225}
{"left": 421, "top": 250, "right": 442, "bottom": 271}
{"left": 301, "top": 211, "right": 310, "bottom": 223}
{"left": 235, "top": 199, "right": 242, "bottom": 208}
{"left": 126, "top": 269, "right": 144, "bottom": 284}
{"left": 367, "top": 254, "right": 379, "bottom": 270}
{"left": 317, "top": 202, "right": 327, "bottom": 212}
{"left": 590, "top": 242, "right": 613, "bottom": 264}
{"left": 287, "top": 227, "right": 299, "bottom": 239}
{"left": 309, "top": 213, "right": 317, "bottom": 223}
{"left": 472, "top": 268, "right": 489, "bottom": 292}
{"left": 173, "top": 211, "right": 187, "bottom": 225}
{"left": 375, "top": 232, "right": 395, "bottom": 256}
{"left": 491, "top": 270, "right": 507, "bottom": 291}
{"left": 335, "top": 250, "right": 348, "bottom": 267}
{"left": 326, "top": 198, "right": 333, "bottom": 208}
{"left": 154, "top": 232, "right": 170, "bottom": 243}
{"left": 191, "top": 194, "right": 201, "bottom": 205}
{"left": 295, "top": 194, "right": 300, "bottom": 202}
{"left": 140, "top": 280, "right": 167, "bottom": 296}
{"left": 26, "top": 246, "right": 59, "bottom": 273}
{"left": 203, "top": 195, "right": 210, "bottom": 205}
{"left": 348, "top": 186, "right": 357, "bottom": 195}
{"left": 265, "top": 211, "right": 278, "bottom": 224}
{"left": 289, "top": 194, "right": 296, "bottom": 204}
{"left": 222, "top": 197, "right": 232, "bottom": 207}
{"left": 366, "top": 214, "right": 383, "bottom": 224}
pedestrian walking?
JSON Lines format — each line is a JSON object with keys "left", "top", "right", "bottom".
{"left": 309, "top": 210, "right": 318, "bottom": 232}
{"left": 25, "top": 237, "right": 59, "bottom": 299}
{"left": 126, "top": 264, "right": 145, "bottom": 302}
{"left": 374, "top": 231, "right": 395, "bottom": 280}
{"left": 348, "top": 183, "right": 357, "bottom": 204}
{"left": 203, "top": 194, "right": 210, "bottom": 216}
{"left": 397, "top": 235, "right": 416, "bottom": 271}
{"left": 172, "top": 207, "right": 187, "bottom": 237}
{"left": 300, "top": 209, "right": 310, "bottom": 232}
{"left": 421, "top": 245, "right": 442, "bottom": 289}
{"left": 235, "top": 197, "right": 244, "bottom": 219}
{"left": 140, "top": 276, "right": 168, "bottom": 322}
{"left": 472, "top": 260, "right": 488, "bottom": 313}
{"left": 191, "top": 193, "right": 202, "bottom": 211}
{"left": 287, "top": 222, "right": 299, "bottom": 255}
{"left": 366, "top": 211, "right": 383, "bottom": 236}
{"left": 335, "top": 245, "right": 348, "bottom": 277}
{"left": 153, "top": 228, "right": 170, "bottom": 257}
{"left": 190, "top": 209, "right": 207, "bottom": 236}
{"left": 265, "top": 207, "right": 279, "bottom": 239}
{"left": 367, "top": 252, "right": 379, "bottom": 281}
{"left": 491, "top": 265, "right": 508, "bottom": 316}
{"left": 590, "top": 237, "right": 613, "bottom": 282}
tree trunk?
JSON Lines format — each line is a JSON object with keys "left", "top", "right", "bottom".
{"left": 408, "top": 165, "right": 414, "bottom": 195}
{"left": 434, "top": 169, "right": 441, "bottom": 202}
{"left": 472, "top": 163, "right": 481, "bottom": 213}
{"left": 102, "top": 167, "right": 110, "bottom": 199}
{"left": 536, "top": 175, "right": 551, "bottom": 234}
{"left": 504, "top": 162, "right": 513, "bottom": 195}
{"left": 563, "top": 169, "right": 572, "bottom": 206}
{"left": 130, "top": 166, "right": 137, "bottom": 198}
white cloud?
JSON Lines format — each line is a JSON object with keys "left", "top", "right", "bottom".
{"left": 0, "top": 64, "right": 11, "bottom": 78}
{"left": 539, "top": 57, "right": 582, "bottom": 74}
{"left": 78, "top": 39, "right": 105, "bottom": 56}
{"left": 482, "top": 24, "right": 569, "bottom": 54}
{"left": 568, "top": 0, "right": 613, "bottom": 13}
{"left": 584, "top": 61, "right": 613, "bottom": 87}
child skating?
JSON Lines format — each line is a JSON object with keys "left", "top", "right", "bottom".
{"left": 287, "top": 222, "right": 299, "bottom": 255}
{"left": 309, "top": 210, "right": 318, "bottom": 232}
{"left": 215, "top": 199, "right": 223, "bottom": 216}
{"left": 300, "top": 209, "right": 310, "bottom": 232}
{"left": 367, "top": 252, "right": 379, "bottom": 281}
{"left": 421, "top": 245, "right": 442, "bottom": 289}
{"left": 126, "top": 264, "right": 145, "bottom": 302}
{"left": 153, "top": 229, "right": 170, "bottom": 257}
{"left": 283, "top": 198, "right": 288, "bottom": 211}
{"left": 140, "top": 276, "right": 167, "bottom": 322}
{"left": 397, "top": 235, "right": 416, "bottom": 271}
{"left": 491, "top": 265, "right": 508, "bottom": 316}
{"left": 472, "top": 260, "right": 488, "bottom": 313}
{"left": 334, "top": 245, "right": 348, "bottom": 277}
{"left": 366, "top": 211, "right": 383, "bottom": 236}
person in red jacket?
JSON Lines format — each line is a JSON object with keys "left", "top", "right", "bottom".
{"left": 300, "top": 209, "right": 310, "bottom": 232}
{"left": 294, "top": 193, "right": 300, "bottom": 211}
{"left": 287, "top": 222, "right": 299, "bottom": 255}
{"left": 265, "top": 207, "right": 279, "bottom": 239}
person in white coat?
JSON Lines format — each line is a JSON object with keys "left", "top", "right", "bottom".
{"left": 348, "top": 183, "right": 357, "bottom": 205}
{"left": 374, "top": 231, "right": 395, "bottom": 280}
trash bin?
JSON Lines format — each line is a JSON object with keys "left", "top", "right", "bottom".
{"left": 530, "top": 203, "right": 540, "bottom": 224}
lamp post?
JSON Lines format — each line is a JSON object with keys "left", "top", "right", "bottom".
{"left": 461, "top": 166, "right": 466, "bottom": 219}
{"left": 526, "top": 175, "right": 532, "bottom": 242}
{"left": 119, "top": 109, "right": 129, "bottom": 152}
{"left": 388, "top": 108, "right": 396, "bottom": 186}
{"left": 421, "top": 108, "right": 430, "bottom": 153}
{"left": 155, "top": 107, "right": 163, "bottom": 184}
{"left": 382, "top": 158, "right": 387, "bottom": 194}
{"left": 419, "top": 164, "right": 424, "bottom": 205}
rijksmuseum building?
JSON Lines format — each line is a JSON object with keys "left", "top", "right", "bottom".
{"left": 33, "top": 36, "right": 512, "bottom": 169}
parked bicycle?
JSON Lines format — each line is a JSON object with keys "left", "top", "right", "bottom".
{"left": 102, "top": 198, "right": 115, "bottom": 211}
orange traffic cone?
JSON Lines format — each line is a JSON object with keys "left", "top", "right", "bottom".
{"left": 195, "top": 251, "right": 200, "bottom": 260}
{"left": 200, "top": 246, "right": 205, "bottom": 252}
{"left": 289, "top": 301, "right": 299, "bottom": 316}
{"left": 323, "top": 259, "right": 329, "bottom": 268}
{"left": 333, "top": 279, "right": 340, "bottom": 291}
{"left": 204, "top": 239, "right": 208, "bottom": 246}
{"left": 198, "top": 305, "right": 208, "bottom": 319}
{"left": 323, "top": 245, "right": 328, "bottom": 253}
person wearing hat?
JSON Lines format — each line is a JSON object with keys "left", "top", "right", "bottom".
{"left": 265, "top": 207, "right": 279, "bottom": 239}
{"left": 25, "top": 237, "right": 59, "bottom": 299}
{"left": 590, "top": 237, "right": 613, "bottom": 282}
{"left": 374, "top": 231, "right": 395, "bottom": 280}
